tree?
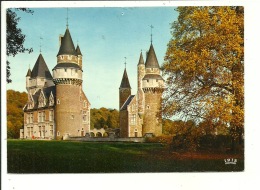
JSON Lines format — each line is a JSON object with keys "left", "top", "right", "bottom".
{"left": 7, "top": 90, "right": 28, "bottom": 138}
{"left": 162, "top": 7, "right": 244, "bottom": 147}
{"left": 6, "top": 8, "right": 34, "bottom": 83}
{"left": 90, "top": 107, "right": 119, "bottom": 129}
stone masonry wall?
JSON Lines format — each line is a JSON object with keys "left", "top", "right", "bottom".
{"left": 55, "top": 84, "right": 82, "bottom": 140}
{"left": 143, "top": 91, "right": 163, "bottom": 136}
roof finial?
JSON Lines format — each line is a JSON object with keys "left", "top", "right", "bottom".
{"left": 124, "top": 57, "right": 127, "bottom": 69}
{"left": 40, "top": 36, "right": 43, "bottom": 53}
{"left": 150, "top": 25, "right": 154, "bottom": 44}
{"left": 66, "top": 8, "right": 69, "bottom": 28}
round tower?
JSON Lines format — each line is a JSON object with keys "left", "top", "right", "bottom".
{"left": 137, "top": 52, "right": 145, "bottom": 118}
{"left": 142, "top": 44, "right": 165, "bottom": 137}
{"left": 53, "top": 27, "right": 83, "bottom": 140}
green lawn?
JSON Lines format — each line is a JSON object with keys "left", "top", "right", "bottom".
{"left": 7, "top": 139, "right": 244, "bottom": 173}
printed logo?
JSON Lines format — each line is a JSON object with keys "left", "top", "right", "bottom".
{"left": 224, "top": 158, "right": 237, "bottom": 165}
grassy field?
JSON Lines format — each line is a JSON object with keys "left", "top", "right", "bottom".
{"left": 7, "top": 139, "right": 244, "bottom": 173}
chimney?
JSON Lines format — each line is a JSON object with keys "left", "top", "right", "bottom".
{"left": 59, "top": 35, "right": 64, "bottom": 47}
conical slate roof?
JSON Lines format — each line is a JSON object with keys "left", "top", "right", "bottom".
{"left": 76, "top": 45, "right": 82, "bottom": 56}
{"left": 138, "top": 52, "right": 145, "bottom": 65}
{"left": 26, "top": 68, "right": 32, "bottom": 77}
{"left": 57, "top": 28, "right": 76, "bottom": 56}
{"left": 145, "top": 44, "right": 160, "bottom": 68}
{"left": 31, "top": 54, "right": 52, "bottom": 79}
{"left": 120, "top": 68, "right": 131, "bottom": 89}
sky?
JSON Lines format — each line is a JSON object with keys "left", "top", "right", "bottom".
{"left": 5, "top": 6, "right": 178, "bottom": 109}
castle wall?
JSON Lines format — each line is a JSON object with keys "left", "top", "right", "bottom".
{"left": 143, "top": 91, "right": 163, "bottom": 136}
{"left": 119, "top": 110, "right": 128, "bottom": 138}
{"left": 23, "top": 109, "right": 55, "bottom": 139}
{"left": 55, "top": 84, "right": 82, "bottom": 139}
{"left": 57, "top": 55, "right": 78, "bottom": 64}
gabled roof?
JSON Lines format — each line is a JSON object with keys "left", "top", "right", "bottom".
{"left": 81, "top": 90, "right": 91, "bottom": 106}
{"left": 145, "top": 44, "right": 160, "bottom": 68}
{"left": 26, "top": 68, "right": 32, "bottom": 77}
{"left": 31, "top": 54, "right": 53, "bottom": 79}
{"left": 119, "top": 68, "right": 131, "bottom": 89}
{"left": 24, "top": 86, "right": 56, "bottom": 111}
{"left": 138, "top": 52, "right": 145, "bottom": 65}
{"left": 76, "top": 45, "right": 82, "bottom": 56}
{"left": 57, "top": 28, "right": 76, "bottom": 56}
{"left": 120, "top": 95, "right": 135, "bottom": 111}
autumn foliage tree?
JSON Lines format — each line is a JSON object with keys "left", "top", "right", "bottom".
{"left": 7, "top": 90, "right": 28, "bottom": 138}
{"left": 90, "top": 107, "right": 119, "bottom": 129}
{"left": 162, "top": 7, "right": 244, "bottom": 147}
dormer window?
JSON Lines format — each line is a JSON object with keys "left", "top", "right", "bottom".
{"left": 83, "top": 100, "right": 87, "bottom": 108}
{"left": 49, "top": 92, "right": 54, "bottom": 106}
{"left": 38, "top": 93, "right": 46, "bottom": 108}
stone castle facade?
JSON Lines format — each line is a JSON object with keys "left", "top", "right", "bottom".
{"left": 20, "top": 26, "right": 91, "bottom": 140}
{"left": 119, "top": 43, "right": 165, "bottom": 137}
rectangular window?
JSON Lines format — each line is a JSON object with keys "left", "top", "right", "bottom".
{"left": 130, "top": 114, "right": 136, "bottom": 125}
{"left": 30, "top": 113, "right": 33, "bottom": 123}
{"left": 42, "top": 111, "right": 45, "bottom": 121}
{"left": 27, "top": 127, "right": 30, "bottom": 137}
{"left": 132, "top": 104, "right": 136, "bottom": 112}
{"left": 49, "top": 110, "right": 53, "bottom": 121}
{"left": 42, "top": 126, "right": 45, "bottom": 137}
{"left": 83, "top": 111, "right": 87, "bottom": 122}
{"left": 50, "top": 125, "right": 53, "bottom": 136}
{"left": 27, "top": 113, "right": 30, "bottom": 124}
{"left": 38, "top": 112, "right": 41, "bottom": 122}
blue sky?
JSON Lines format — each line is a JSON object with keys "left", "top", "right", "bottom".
{"left": 6, "top": 7, "right": 178, "bottom": 109}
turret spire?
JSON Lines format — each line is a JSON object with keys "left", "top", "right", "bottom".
{"left": 120, "top": 68, "right": 131, "bottom": 89}
{"left": 138, "top": 51, "right": 145, "bottom": 65}
{"left": 66, "top": 8, "right": 69, "bottom": 28}
{"left": 57, "top": 28, "right": 76, "bottom": 56}
{"left": 150, "top": 25, "right": 154, "bottom": 44}
{"left": 124, "top": 57, "right": 127, "bottom": 69}
{"left": 145, "top": 44, "right": 159, "bottom": 68}
{"left": 39, "top": 36, "right": 43, "bottom": 53}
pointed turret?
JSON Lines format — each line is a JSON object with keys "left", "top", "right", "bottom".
{"left": 138, "top": 51, "right": 145, "bottom": 65}
{"left": 76, "top": 45, "right": 82, "bottom": 56}
{"left": 31, "top": 54, "right": 52, "bottom": 79}
{"left": 120, "top": 68, "right": 131, "bottom": 89}
{"left": 26, "top": 53, "right": 54, "bottom": 93}
{"left": 119, "top": 68, "right": 131, "bottom": 110}
{"left": 57, "top": 28, "right": 76, "bottom": 56}
{"left": 26, "top": 68, "right": 32, "bottom": 77}
{"left": 145, "top": 44, "right": 160, "bottom": 69}
{"left": 137, "top": 51, "right": 145, "bottom": 118}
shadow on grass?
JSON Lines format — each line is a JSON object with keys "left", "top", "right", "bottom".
{"left": 7, "top": 139, "right": 244, "bottom": 173}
